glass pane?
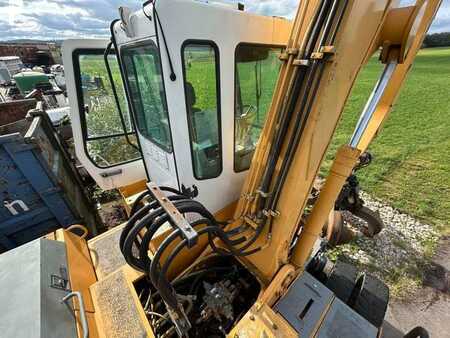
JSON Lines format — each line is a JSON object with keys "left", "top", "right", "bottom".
{"left": 78, "top": 53, "right": 132, "bottom": 138}
{"left": 122, "top": 43, "right": 172, "bottom": 152}
{"left": 77, "top": 51, "right": 138, "bottom": 168}
{"left": 234, "top": 45, "right": 282, "bottom": 172}
{"left": 87, "top": 135, "right": 141, "bottom": 168}
{"left": 183, "top": 43, "right": 222, "bottom": 180}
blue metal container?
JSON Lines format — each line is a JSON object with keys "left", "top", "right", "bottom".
{"left": 0, "top": 109, "right": 100, "bottom": 252}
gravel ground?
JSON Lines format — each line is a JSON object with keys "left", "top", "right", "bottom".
{"left": 330, "top": 191, "right": 441, "bottom": 298}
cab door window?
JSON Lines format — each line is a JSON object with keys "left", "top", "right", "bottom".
{"left": 234, "top": 44, "right": 282, "bottom": 172}
{"left": 182, "top": 42, "right": 222, "bottom": 180}
{"left": 121, "top": 42, "right": 172, "bottom": 152}
{"left": 74, "top": 50, "right": 140, "bottom": 168}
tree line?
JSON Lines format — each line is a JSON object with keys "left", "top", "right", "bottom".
{"left": 423, "top": 32, "right": 450, "bottom": 48}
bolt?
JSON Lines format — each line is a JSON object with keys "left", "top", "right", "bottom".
{"left": 249, "top": 315, "right": 255, "bottom": 321}
{"left": 272, "top": 323, "right": 278, "bottom": 330}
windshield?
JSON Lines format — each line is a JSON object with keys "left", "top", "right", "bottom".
{"left": 121, "top": 40, "right": 173, "bottom": 152}
{"left": 234, "top": 44, "right": 282, "bottom": 172}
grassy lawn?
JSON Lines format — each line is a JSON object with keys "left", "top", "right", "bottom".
{"left": 328, "top": 47, "right": 450, "bottom": 233}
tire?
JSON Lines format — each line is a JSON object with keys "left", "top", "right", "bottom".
{"left": 351, "top": 274, "right": 389, "bottom": 328}
{"left": 325, "top": 260, "right": 358, "bottom": 303}
{"left": 403, "top": 327, "right": 429, "bottom": 338}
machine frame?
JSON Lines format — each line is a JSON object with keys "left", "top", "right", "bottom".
{"left": 57, "top": 0, "right": 443, "bottom": 337}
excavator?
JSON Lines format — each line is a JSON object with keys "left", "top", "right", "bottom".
{"left": 0, "top": 0, "right": 442, "bottom": 337}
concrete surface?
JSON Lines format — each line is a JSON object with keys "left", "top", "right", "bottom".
{"left": 383, "top": 236, "right": 450, "bottom": 338}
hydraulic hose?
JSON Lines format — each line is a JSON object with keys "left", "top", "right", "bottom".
{"left": 120, "top": 181, "right": 277, "bottom": 326}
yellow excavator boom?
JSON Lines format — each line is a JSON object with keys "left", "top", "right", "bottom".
{"left": 230, "top": 0, "right": 442, "bottom": 280}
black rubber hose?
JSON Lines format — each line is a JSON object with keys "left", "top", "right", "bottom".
{"left": 153, "top": 225, "right": 224, "bottom": 309}
{"left": 151, "top": 219, "right": 253, "bottom": 293}
{"left": 124, "top": 190, "right": 265, "bottom": 281}
{"left": 122, "top": 207, "right": 168, "bottom": 271}
{"left": 257, "top": 0, "right": 331, "bottom": 203}
{"left": 126, "top": 199, "right": 219, "bottom": 271}
{"left": 259, "top": 0, "right": 345, "bottom": 215}
{"left": 151, "top": 221, "right": 212, "bottom": 285}
{"left": 120, "top": 194, "right": 186, "bottom": 253}
{"left": 237, "top": 0, "right": 345, "bottom": 255}
{"left": 137, "top": 199, "right": 203, "bottom": 269}
{"left": 129, "top": 186, "right": 185, "bottom": 217}
{"left": 121, "top": 186, "right": 186, "bottom": 251}
{"left": 129, "top": 190, "right": 151, "bottom": 217}
{"left": 268, "top": 60, "right": 325, "bottom": 210}
{"left": 155, "top": 225, "right": 253, "bottom": 303}
{"left": 268, "top": 0, "right": 347, "bottom": 211}
{"left": 150, "top": 223, "right": 214, "bottom": 308}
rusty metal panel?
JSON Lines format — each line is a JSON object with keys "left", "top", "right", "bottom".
{"left": 0, "top": 113, "right": 100, "bottom": 252}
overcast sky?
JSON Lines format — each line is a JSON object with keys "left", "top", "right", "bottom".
{"left": 0, "top": 0, "right": 449, "bottom": 41}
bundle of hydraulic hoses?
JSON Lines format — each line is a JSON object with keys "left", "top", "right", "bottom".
{"left": 119, "top": 186, "right": 261, "bottom": 312}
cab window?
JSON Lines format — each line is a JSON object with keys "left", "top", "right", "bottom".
{"left": 122, "top": 41, "right": 173, "bottom": 152}
{"left": 74, "top": 50, "right": 140, "bottom": 168}
{"left": 182, "top": 42, "right": 222, "bottom": 180}
{"left": 234, "top": 44, "right": 282, "bottom": 172}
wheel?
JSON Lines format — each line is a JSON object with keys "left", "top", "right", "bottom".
{"left": 403, "top": 327, "right": 429, "bottom": 338}
{"left": 351, "top": 274, "right": 389, "bottom": 328}
{"left": 325, "top": 260, "right": 358, "bottom": 303}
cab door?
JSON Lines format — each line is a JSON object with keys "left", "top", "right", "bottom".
{"left": 63, "top": 39, "right": 146, "bottom": 190}
{"left": 118, "top": 39, "right": 180, "bottom": 190}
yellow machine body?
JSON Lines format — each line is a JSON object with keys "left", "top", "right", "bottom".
{"left": 52, "top": 0, "right": 442, "bottom": 337}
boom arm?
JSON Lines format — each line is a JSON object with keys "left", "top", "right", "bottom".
{"left": 229, "top": 0, "right": 442, "bottom": 280}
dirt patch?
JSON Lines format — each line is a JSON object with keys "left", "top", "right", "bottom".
{"left": 88, "top": 186, "right": 128, "bottom": 231}
{"left": 422, "top": 236, "right": 450, "bottom": 295}
{"left": 98, "top": 200, "right": 127, "bottom": 230}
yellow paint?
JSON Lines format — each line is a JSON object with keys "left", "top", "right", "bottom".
{"left": 228, "top": 0, "right": 442, "bottom": 281}
{"left": 118, "top": 180, "right": 148, "bottom": 215}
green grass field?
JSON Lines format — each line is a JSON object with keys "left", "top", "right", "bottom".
{"left": 328, "top": 47, "right": 450, "bottom": 233}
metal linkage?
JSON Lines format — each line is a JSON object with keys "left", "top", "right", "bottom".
{"left": 147, "top": 182, "right": 198, "bottom": 248}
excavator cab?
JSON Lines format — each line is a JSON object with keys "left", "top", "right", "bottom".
{"left": 63, "top": 0, "right": 290, "bottom": 212}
